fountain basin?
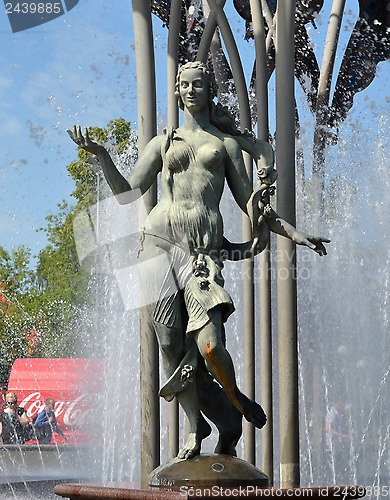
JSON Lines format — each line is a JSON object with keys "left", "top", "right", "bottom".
{"left": 0, "top": 444, "right": 100, "bottom": 484}
{"left": 54, "top": 483, "right": 366, "bottom": 500}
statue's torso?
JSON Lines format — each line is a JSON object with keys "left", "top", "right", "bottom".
{"left": 146, "top": 128, "right": 227, "bottom": 252}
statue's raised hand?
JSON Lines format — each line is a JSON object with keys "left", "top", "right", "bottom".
{"left": 67, "top": 125, "right": 101, "bottom": 155}
{"left": 293, "top": 232, "right": 330, "bottom": 256}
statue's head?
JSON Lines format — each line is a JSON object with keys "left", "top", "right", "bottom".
{"left": 175, "top": 61, "right": 218, "bottom": 110}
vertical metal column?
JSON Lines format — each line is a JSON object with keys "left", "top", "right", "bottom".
{"left": 132, "top": 0, "right": 160, "bottom": 484}
{"left": 249, "top": 0, "right": 274, "bottom": 481}
{"left": 275, "top": 0, "right": 300, "bottom": 488}
{"left": 166, "top": 0, "right": 181, "bottom": 460}
{"left": 242, "top": 191, "right": 256, "bottom": 466}
{"left": 205, "top": 0, "right": 256, "bottom": 463}
{"left": 313, "top": 0, "right": 346, "bottom": 218}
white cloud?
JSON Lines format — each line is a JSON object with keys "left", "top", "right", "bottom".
{"left": 0, "top": 116, "right": 23, "bottom": 136}
{"left": 0, "top": 76, "right": 12, "bottom": 88}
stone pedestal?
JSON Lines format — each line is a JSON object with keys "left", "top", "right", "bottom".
{"left": 149, "top": 454, "right": 270, "bottom": 488}
{"left": 54, "top": 455, "right": 367, "bottom": 500}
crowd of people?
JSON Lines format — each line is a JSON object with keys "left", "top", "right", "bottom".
{"left": 0, "top": 391, "right": 66, "bottom": 445}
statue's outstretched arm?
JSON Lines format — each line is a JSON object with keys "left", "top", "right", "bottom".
{"left": 234, "top": 137, "right": 330, "bottom": 256}
{"left": 266, "top": 210, "right": 330, "bottom": 256}
{"left": 67, "top": 126, "right": 163, "bottom": 204}
{"left": 227, "top": 134, "right": 330, "bottom": 257}
{"left": 224, "top": 135, "right": 276, "bottom": 257}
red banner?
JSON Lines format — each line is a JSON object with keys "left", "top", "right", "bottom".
{"left": 8, "top": 358, "right": 102, "bottom": 444}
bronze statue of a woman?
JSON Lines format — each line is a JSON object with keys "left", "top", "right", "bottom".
{"left": 68, "top": 61, "right": 328, "bottom": 460}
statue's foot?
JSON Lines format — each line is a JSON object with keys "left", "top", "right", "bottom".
{"left": 214, "top": 408, "right": 242, "bottom": 456}
{"left": 177, "top": 417, "right": 211, "bottom": 460}
{"left": 214, "top": 430, "right": 240, "bottom": 456}
{"left": 177, "top": 432, "right": 202, "bottom": 460}
{"left": 236, "top": 390, "right": 267, "bottom": 429}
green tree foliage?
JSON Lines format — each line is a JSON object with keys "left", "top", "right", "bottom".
{"left": 0, "top": 246, "right": 38, "bottom": 371}
{"left": 37, "top": 202, "right": 87, "bottom": 304}
{"left": 0, "top": 118, "right": 137, "bottom": 376}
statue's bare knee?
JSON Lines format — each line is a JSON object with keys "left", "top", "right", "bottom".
{"left": 200, "top": 337, "right": 225, "bottom": 363}
{"left": 196, "top": 309, "right": 225, "bottom": 360}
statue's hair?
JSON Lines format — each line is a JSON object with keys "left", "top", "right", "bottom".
{"left": 210, "top": 102, "right": 241, "bottom": 136}
{"left": 175, "top": 61, "right": 241, "bottom": 136}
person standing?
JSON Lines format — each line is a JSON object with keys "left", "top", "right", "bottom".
{"left": 33, "top": 398, "right": 66, "bottom": 444}
{"left": 0, "top": 391, "right": 30, "bottom": 444}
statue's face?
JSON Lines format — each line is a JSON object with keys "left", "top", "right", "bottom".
{"left": 179, "top": 67, "right": 209, "bottom": 112}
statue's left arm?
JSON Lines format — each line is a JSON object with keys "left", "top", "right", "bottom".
{"left": 266, "top": 210, "right": 330, "bottom": 256}
{"left": 224, "top": 136, "right": 269, "bottom": 256}
{"left": 224, "top": 135, "right": 329, "bottom": 257}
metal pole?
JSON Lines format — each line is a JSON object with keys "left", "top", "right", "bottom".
{"left": 132, "top": 0, "right": 159, "bottom": 484}
{"left": 275, "top": 0, "right": 300, "bottom": 488}
{"left": 261, "top": 0, "right": 276, "bottom": 52}
{"left": 317, "top": 0, "right": 346, "bottom": 111}
{"left": 166, "top": 0, "right": 181, "bottom": 460}
{"left": 313, "top": 0, "right": 346, "bottom": 218}
{"left": 249, "top": 0, "right": 274, "bottom": 481}
{"left": 167, "top": 1, "right": 181, "bottom": 128}
{"left": 206, "top": 0, "right": 256, "bottom": 464}
{"left": 197, "top": 0, "right": 227, "bottom": 63}
{"left": 207, "top": 0, "right": 251, "bottom": 122}
{"left": 242, "top": 212, "right": 256, "bottom": 466}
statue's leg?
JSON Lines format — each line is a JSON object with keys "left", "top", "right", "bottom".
{"left": 195, "top": 308, "right": 266, "bottom": 429}
{"left": 152, "top": 320, "right": 211, "bottom": 459}
{"left": 196, "top": 365, "right": 242, "bottom": 455}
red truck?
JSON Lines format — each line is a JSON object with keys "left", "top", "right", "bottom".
{"left": 6, "top": 358, "right": 102, "bottom": 444}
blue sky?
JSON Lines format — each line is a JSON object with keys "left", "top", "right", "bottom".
{"left": 0, "top": 1, "right": 139, "bottom": 255}
{"left": 0, "top": 0, "right": 388, "bottom": 257}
